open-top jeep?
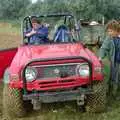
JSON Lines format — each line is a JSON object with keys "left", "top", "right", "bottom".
{"left": 0, "top": 13, "right": 106, "bottom": 118}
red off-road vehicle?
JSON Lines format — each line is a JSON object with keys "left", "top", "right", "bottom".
{"left": 0, "top": 13, "right": 106, "bottom": 118}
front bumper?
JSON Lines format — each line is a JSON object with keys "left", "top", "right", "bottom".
{"left": 23, "top": 87, "right": 93, "bottom": 103}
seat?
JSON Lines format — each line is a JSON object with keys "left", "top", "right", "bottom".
{"left": 53, "top": 25, "right": 71, "bottom": 43}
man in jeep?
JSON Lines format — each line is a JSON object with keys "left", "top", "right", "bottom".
{"left": 25, "top": 17, "right": 49, "bottom": 44}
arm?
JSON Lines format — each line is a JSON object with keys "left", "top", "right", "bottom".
{"left": 25, "top": 29, "right": 36, "bottom": 37}
{"left": 99, "top": 36, "right": 111, "bottom": 59}
{"left": 37, "top": 27, "right": 48, "bottom": 38}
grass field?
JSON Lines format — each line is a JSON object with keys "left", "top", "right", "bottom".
{"left": 0, "top": 22, "right": 21, "bottom": 49}
{"left": 0, "top": 22, "right": 120, "bottom": 120}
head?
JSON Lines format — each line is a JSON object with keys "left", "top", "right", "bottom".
{"left": 31, "top": 17, "right": 41, "bottom": 29}
{"left": 106, "top": 20, "right": 120, "bottom": 37}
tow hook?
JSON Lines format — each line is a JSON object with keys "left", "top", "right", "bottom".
{"left": 32, "top": 99, "right": 41, "bottom": 110}
{"left": 77, "top": 94, "right": 85, "bottom": 106}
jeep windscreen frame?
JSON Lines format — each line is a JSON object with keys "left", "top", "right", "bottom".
{"left": 22, "top": 13, "right": 81, "bottom": 44}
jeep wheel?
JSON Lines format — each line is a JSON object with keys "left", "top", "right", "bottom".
{"left": 85, "top": 81, "right": 106, "bottom": 113}
{"left": 3, "top": 84, "right": 26, "bottom": 118}
{"left": 3, "top": 68, "right": 26, "bottom": 119}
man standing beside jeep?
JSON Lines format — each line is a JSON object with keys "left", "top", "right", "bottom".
{"left": 25, "top": 17, "right": 49, "bottom": 44}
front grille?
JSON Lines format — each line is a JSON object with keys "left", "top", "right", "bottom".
{"left": 32, "top": 63, "right": 79, "bottom": 79}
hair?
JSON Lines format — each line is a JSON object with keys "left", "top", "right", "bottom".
{"left": 31, "top": 17, "right": 41, "bottom": 24}
{"left": 106, "top": 20, "right": 120, "bottom": 32}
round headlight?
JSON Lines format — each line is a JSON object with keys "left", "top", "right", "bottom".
{"left": 76, "top": 64, "right": 89, "bottom": 77}
{"left": 25, "top": 67, "right": 37, "bottom": 82}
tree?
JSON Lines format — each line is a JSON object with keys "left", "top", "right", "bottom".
{"left": 0, "top": 0, "right": 30, "bottom": 19}
{"left": 0, "top": 0, "right": 119, "bottom": 21}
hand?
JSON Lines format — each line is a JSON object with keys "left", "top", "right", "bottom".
{"left": 26, "top": 29, "right": 36, "bottom": 37}
{"left": 98, "top": 57, "right": 102, "bottom": 61}
{"left": 98, "top": 57, "right": 102, "bottom": 63}
{"left": 98, "top": 57, "right": 104, "bottom": 67}
{"left": 31, "top": 29, "right": 36, "bottom": 35}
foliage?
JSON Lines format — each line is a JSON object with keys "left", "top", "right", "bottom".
{"left": 0, "top": 0, "right": 30, "bottom": 19}
{"left": 0, "top": 0, "right": 119, "bottom": 22}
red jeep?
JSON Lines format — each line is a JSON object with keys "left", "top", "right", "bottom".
{"left": 0, "top": 13, "right": 106, "bottom": 118}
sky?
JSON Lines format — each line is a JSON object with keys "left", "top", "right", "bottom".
{"left": 31, "top": 0, "right": 44, "bottom": 3}
{"left": 31, "top": 0, "right": 38, "bottom": 3}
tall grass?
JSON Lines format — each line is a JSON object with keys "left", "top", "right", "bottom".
{"left": 0, "top": 21, "right": 21, "bottom": 49}
{"left": 0, "top": 20, "right": 21, "bottom": 35}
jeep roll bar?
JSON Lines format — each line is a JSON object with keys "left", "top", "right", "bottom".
{"left": 22, "top": 13, "right": 81, "bottom": 44}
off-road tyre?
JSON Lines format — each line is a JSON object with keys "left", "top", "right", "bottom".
{"left": 85, "top": 81, "right": 106, "bottom": 113}
{"left": 3, "top": 84, "right": 26, "bottom": 119}
{"left": 2, "top": 68, "right": 26, "bottom": 119}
